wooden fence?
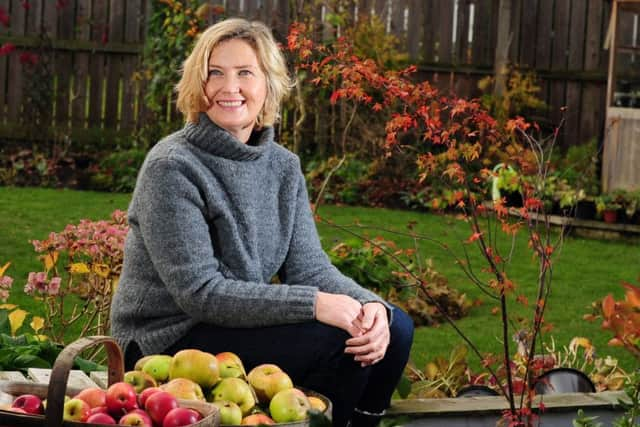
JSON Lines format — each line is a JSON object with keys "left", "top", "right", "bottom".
{"left": 0, "top": 0, "right": 149, "bottom": 146}
{"left": 0, "top": 0, "right": 631, "bottom": 149}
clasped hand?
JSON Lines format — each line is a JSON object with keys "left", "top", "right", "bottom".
{"left": 315, "top": 291, "right": 390, "bottom": 367}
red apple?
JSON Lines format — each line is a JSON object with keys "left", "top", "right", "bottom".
{"left": 138, "top": 387, "right": 162, "bottom": 408}
{"left": 89, "top": 406, "right": 110, "bottom": 416}
{"left": 87, "top": 412, "right": 117, "bottom": 424}
{"left": 63, "top": 397, "right": 91, "bottom": 422}
{"left": 106, "top": 382, "right": 138, "bottom": 417}
{"left": 162, "top": 407, "right": 202, "bottom": 427}
{"left": 11, "top": 394, "right": 44, "bottom": 415}
{"left": 145, "top": 391, "right": 178, "bottom": 425}
{"left": 74, "top": 387, "right": 107, "bottom": 409}
{"left": 118, "top": 409, "right": 153, "bottom": 426}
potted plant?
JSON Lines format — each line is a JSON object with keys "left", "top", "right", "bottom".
{"left": 492, "top": 164, "right": 523, "bottom": 207}
{"left": 574, "top": 190, "right": 598, "bottom": 221}
{"left": 628, "top": 189, "right": 640, "bottom": 224}
{"left": 596, "top": 194, "right": 622, "bottom": 224}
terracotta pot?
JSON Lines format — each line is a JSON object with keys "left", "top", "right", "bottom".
{"left": 603, "top": 209, "right": 618, "bottom": 224}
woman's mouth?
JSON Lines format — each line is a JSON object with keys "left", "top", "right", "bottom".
{"left": 217, "top": 100, "right": 244, "bottom": 108}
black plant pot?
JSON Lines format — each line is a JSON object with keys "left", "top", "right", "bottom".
{"left": 502, "top": 191, "right": 523, "bottom": 208}
{"left": 575, "top": 200, "right": 596, "bottom": 220}
{"left": 456, "top": 385, "right": 500, "bottom": 398}
{"left": 534, "top": 367, "right": 595, "bottom": 395}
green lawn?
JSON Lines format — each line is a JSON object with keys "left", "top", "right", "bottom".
{"left": 1, "top": 187, "right": 638, "bottom": 374}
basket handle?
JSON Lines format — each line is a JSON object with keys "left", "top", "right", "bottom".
{"left": 44, "top": 336, "right": 124, "bottom": 427}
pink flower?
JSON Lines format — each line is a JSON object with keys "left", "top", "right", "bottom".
{"left": 0, "top": 275, "right": 12, "bottom": 289}
{"left": 48, "top": 277, "right": 61, "bottom": 295}
{"left": 0, "top": 290, "right": 8, "bottom": 302}
{"left": 25, "top": 271, "right": 48, "bottom": 295}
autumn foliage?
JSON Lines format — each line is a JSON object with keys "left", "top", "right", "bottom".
{"left": 599, "top": 281, "right": 640, "bottom": 360}
{"left": 288, "top": 21, "right": 562, "bottom": 426}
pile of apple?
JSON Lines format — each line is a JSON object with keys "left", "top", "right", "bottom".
{"left": 5, "top": 383, "right": 204, "bottom": 426}
{"left": 125, "top": 349, "right": 327, "bottom": 425}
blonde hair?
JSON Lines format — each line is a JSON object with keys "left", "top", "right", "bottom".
{"left": 176, "top": 18, "right": 292, "bottom": 127}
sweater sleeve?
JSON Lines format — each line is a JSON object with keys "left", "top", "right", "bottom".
{"left": 133, "top": 157, "right": 318, "bottom": 327}
{"left": 280, "top": 169, "right": 390, "bottom": 310}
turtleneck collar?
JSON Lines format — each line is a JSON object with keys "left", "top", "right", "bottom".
{"left": 182, "top": 112, "right": 274, "bottom": 161}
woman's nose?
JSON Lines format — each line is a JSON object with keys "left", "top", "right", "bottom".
{"left": 221, "top": 75, "right": 240, "bottom": 93}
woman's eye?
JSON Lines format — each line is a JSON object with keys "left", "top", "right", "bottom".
{"left": 208, "top": 69, "right": 222, "bottom": 77}
{"left": 238, "top": 69, "right": 253, "bottom": 77}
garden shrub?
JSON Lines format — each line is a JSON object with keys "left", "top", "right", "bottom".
{"left": 405, "top": 337, "right": 629, "bottom": 399}
{"left": 88, "top": 148, "right": 147, "bottom": 193}
{"left": 0, "top": 147, "right": 77, "bottom": 188}
{"left": 3, "top": 210, "right": 130, "bottom": 345}
{"left": 328, "top": 237, "right": 472, "bottom": 326}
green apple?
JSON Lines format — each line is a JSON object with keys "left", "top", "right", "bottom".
{"left": 169, "top": 349, "right": 220, "bottom": 389}
{"left": 212, "top": 400, "right": 243, "bottom": 425}
{"left": 216, "top": 352, "right": 247, "bottom": 379}
{"left": 134, "top": 354, "right": 162, "bottom": 371}
{"left": 269, "top": 388, "right": 311, "bottom": 423}
{"left": 62, "top": 398, "right": 91, "bottom": 422}
{"left": 247, "top": 364, "right": 293, "bottom": 403}
{"left": 209, "top": 378, "right": 256, "bottom": 415}
{"left": 161, "top": 378, "right": 206, "bottom": 401}
{"left": 142, "top": 354, "right": 173, "bottom": 383}
{"left": 124, "top": 370, "right": 158, "bottom": 393}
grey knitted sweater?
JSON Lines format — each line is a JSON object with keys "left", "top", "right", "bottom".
{"left": 110, "top": 113, "right": 387, "bottom": 355}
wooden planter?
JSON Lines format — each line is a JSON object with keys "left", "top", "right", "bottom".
{"left": 387, "top": 391, "right": 633, "bottom": 427}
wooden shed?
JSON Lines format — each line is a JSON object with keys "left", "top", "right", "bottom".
{"left": 602, "top": 0, "right": 640, "bottom": 192}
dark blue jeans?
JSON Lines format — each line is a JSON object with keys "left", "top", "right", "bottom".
{"left": 125, "top": 305, "right": 414, "bottom": 427}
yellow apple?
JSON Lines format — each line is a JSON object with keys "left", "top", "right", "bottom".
{"left": 169, "top": 349, "right": 220, "bottom": 389}
{"left": 212, "top": 400, "right": 243, "bottom": 425}
{"left": 247, "top": 364, "right": 293, "bottom": 403}
{"left": 269, "top": 388, "right": 310, "bottom": 423}
{"left": 209, "top": 378, "right": 256, "bottom": 415}
{"left": 216, "top": 352, "right": 247, "bottom": 379}
{"left": 307, "top": 396, "right": 327, "bottom": 412}
{"left": 161, "top": 378, "right": 205, "bottom": 401}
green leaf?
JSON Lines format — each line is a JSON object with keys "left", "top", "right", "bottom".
{"left": 0, "top": 311, "right": 10, "bottom": 335}
{"left": 396, "top": 373, "right": 412, "bottom": 399}
{"left": 13, "top": 354, "right": 51, "bottom": 369}
{"left": 74, "top": 357, "right": 106, "bottom": 375}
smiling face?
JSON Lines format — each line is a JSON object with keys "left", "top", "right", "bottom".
{"left": 205, "top": 38, "right": 267, "bottom": 143}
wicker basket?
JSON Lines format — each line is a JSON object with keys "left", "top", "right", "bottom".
{"left": 0, "top": 336, "right": 219, "bottom": 427}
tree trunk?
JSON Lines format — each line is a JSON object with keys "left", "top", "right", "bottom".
{"left": 493, "top": 0, "right": 512, "bottom": 98}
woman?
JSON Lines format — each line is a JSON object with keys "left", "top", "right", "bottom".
{"left": 110, "top": 18, "right": 413, "bottom": 427}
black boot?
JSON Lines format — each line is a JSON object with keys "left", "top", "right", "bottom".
{"left": 349, "top": 408, "right": 385, "bottom": 427}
